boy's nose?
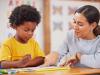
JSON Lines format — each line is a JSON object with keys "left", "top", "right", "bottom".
{"left": 28, "top": 31, "right": 33, "bottom": 36}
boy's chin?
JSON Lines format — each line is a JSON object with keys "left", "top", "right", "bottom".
{"left": 22, "top": 39, "right": 29, "bottom": 43}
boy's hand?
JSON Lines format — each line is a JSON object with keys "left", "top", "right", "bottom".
{"left": 21, "top": 54, "right": 31, "bottom": 64}
{"left": 24, "top": 56, "right": 45, "bottom": 67}
{"left": 16, "top": 54, "right": 32, "bottom": 68}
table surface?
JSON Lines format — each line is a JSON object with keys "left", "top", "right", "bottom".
{"left": 4, "top": 67, "right": 100, "bottom": 75}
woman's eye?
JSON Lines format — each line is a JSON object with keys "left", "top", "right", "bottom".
{"left": 78, "top": 23, "right": 83, "bottom": 26}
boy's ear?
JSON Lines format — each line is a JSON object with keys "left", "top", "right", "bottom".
{"left": 10, "top": 24, "right": 17, "bottom": 29}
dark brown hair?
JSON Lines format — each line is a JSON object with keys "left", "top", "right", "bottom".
{"left": 9, "top": 5, "right": 41, "bottom": 27}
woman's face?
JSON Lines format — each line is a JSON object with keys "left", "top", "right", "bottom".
{"left": 72, "top": 13, "right": 96, "bottom": 39}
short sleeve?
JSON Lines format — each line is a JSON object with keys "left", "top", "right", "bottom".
{"left": 33, "top": 40, "right": 45, "bottom": 57}
{"left": 0, "top": 42, "right": 11, "bottom": 61}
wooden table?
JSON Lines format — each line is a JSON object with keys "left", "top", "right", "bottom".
{"left": 5, "top": 67, "right": 100, "bottom": 75}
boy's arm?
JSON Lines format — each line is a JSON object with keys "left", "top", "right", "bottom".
{"left": 1, "top": 56, "right": 44, "bottom": 68}
{"left": 1, "top": 54, "right": 31, "bottom": 69}
{"left": 25, "top": 56, "right": 45, "bottom": 67}
{"left": 1, "top": 60, "right": 24, "bottom": 69}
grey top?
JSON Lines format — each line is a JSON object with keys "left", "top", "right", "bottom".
{"left": 54, "top": 30, "right": 100, "bottom": 68}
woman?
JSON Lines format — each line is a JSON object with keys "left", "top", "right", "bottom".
{"left": 44, "top": 5, "right": 100, "bottom": 68}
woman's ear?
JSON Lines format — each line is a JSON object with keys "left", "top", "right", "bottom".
{"left": 91, "top": 22, "right": 97, "bottom": 30}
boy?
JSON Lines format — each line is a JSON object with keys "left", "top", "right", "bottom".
{"left": 0, "top": 5, "right": 45, "bottom": 68}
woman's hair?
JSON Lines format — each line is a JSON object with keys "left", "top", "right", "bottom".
{"left": 75, "top": 5, "right": 100, "bottom": 36}
{"left": 9, "top": 5, "right": 41, "bottom": 26}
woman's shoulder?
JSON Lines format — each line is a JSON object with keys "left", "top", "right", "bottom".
{"left": 96, "top": 35, "right": 100, "bottom": 43}
{"left": 97, "top": 35, "right": 100, "bottom": 38}
{"left": 67, "top": 29, "right": 74, "bottom": 35}
{"left": 95, "top": 35, "right": 100, "bottom": 48}
{"left": 66, "top": 29, "right": 75, "bottom": 39}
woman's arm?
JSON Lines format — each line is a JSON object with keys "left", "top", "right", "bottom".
{"left": 80, "top": 53, "right": 100, "bottom": 68}
{"left": 79, "top": 43, "right": 100, "bottom": 68}
{"left": 43, "top": 52, "right": 59, "bottom": 66}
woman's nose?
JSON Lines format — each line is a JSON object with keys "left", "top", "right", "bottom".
{"left": 73, "top": 24, "right": 78, "bottom": 30}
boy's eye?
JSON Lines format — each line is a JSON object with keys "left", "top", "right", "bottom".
{"left": 24, "top": 29, "right": 34, "bottom": 33}
{"left": 24, "top": 29, "right": 29, "bottom": 32}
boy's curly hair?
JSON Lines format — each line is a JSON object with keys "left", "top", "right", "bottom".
{"left": 9, "top": 5, "right": 41, "bottom": 26}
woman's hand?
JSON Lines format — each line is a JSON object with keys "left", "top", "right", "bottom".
{"left": 67, "top": 53, "right": 82, "bottom": 66}
{"left": 59, "top": 55, "right": 77, "bottom": 67}
{"left": 59, "top": 53, "right": 81, "bottom": 67}
{"left": 76, "top": 52, "right": 81, "bottom": 61}
{"left": 43, "top": 52, "right": 59, "bottom": 67}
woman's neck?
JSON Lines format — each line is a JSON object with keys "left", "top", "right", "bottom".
{"left": 81, "top": 33, "right": 96, "bottom": 40}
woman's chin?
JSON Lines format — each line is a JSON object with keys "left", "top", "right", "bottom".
{"left": 75, "top": 34, "right": 81, "bottom": 38}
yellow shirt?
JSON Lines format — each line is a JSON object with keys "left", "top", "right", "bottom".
{"left": 0, "top": 37, "right": 45, "bottom": 61}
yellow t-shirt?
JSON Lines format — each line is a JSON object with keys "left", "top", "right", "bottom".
{"left": 0, "top": 37, "right": 45, "bottom": 61}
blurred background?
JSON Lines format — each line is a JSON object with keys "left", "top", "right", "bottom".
{"left": 0, "top": 0, "right": 100, "bottom": 55}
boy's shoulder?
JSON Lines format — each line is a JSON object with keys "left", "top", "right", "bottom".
{"left": 2, "top": 37, "right": 14, "bottom": 44}
{"left": 0, "top": 37, "right": 15, "bottom": 47}
{"left": 29, "top": 38, "right": 38, "bottom": 44}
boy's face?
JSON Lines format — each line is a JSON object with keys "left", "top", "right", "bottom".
{"left": 15, "top": 21, "right": 37, "bottom": 43}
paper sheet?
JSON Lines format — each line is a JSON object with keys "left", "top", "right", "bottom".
{"left": 0, "top": 66, "right": 70, "bottom": 74}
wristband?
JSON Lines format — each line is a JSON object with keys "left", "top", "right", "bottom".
{"left": 0, "top": 62, "right": 2, "bottom": 69}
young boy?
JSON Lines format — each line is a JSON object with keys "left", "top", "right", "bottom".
{"left": 0, "top": 5, "right": 45, "bottom": 69}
